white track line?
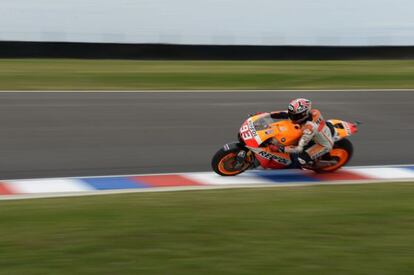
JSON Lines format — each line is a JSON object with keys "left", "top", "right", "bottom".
{"left": 0, "top": 89, "right": 413, "bottom": 93}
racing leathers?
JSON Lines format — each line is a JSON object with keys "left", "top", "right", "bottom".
{"left": 270, "top": 109, "right": 334, "bottom": 164}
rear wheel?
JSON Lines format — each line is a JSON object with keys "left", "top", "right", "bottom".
{"left": 212, "top": 147, "right": 252, "bottom": 176}
{"left": 314, "top": 138, "right": 353, "bottom": 173}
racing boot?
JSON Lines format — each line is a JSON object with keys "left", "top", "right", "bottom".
{"left": 297, "top": 152, "right": 314, "bottom": 169}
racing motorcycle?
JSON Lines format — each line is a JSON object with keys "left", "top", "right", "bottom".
{"left": 211, "top": 112, "right": 359, "bottom": 176}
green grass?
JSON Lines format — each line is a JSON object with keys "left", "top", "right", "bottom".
{"left": 1, "top": 183, "right": 414, "bottom": 274}
{"left": 2, "top": 59, "right": 414, "bottom": 90}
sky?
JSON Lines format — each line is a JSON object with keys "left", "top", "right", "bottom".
{"left": 1, "top": 0, "right": 414, "bottom": 45}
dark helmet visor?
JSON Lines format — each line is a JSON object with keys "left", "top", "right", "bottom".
{"left": 288, "top": 111, "right": 307, "bottom": 123}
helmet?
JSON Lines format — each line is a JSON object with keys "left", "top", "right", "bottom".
{"left": 288, "top": 98, "right": 312, "bottom": 124}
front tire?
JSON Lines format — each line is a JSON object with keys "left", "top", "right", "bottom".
{"left": 211, "top": 147, "right": 252, "bottom": 176}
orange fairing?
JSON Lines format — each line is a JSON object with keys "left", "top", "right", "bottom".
{"left": 272, "top": 120, "right": 303, "bottom": 146}
{"left": 240, "top": 113, "right": 303, "bottom": 147}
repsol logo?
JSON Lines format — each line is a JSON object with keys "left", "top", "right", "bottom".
{"left": 258, "top": 151, "right": 289, "bottom": 165}
{"left": 248, "top": 120, "right": 257, "bottom": 136}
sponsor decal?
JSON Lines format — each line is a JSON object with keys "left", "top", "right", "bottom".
{"left": 248, "top": 119, "right": 258, "bottom": 137}
{"left": 257, "top": 151, "right": 290, "bottom": 165}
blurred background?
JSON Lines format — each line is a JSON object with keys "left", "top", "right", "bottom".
{"left": 2, "top": 0, "right": 414, "bottom": 59}
{"left": 0, "top": 1, "right": 414, "bottom": 274}
{"left": 2, "top": 0, "right": 414, "bottom": 45}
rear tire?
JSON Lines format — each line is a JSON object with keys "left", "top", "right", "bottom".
{"left": 212, "top": 147, "right": 251, "bottom": 176}
{"left": 313, "top": 138, "right": 353, "bottom": 173}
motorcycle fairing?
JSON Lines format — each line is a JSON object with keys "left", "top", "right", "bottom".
{"left": 238, "top": 114, "right": 359, "bottom": 170}
{"left": 328, "top": 119, "right": 359, "bottom": 141}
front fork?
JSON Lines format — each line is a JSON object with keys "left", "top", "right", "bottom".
{"left": 222, "top": 142, "right": 258, "bottom": 170}
{"left": 234, "top": 150, "right": 247, "bottom": 169}
{"left": 234, "top": 150, "right": 256, "bottom": 169}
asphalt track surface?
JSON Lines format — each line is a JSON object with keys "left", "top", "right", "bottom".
{"left": 0, "top": 91, "right": 412, "bottom": 179}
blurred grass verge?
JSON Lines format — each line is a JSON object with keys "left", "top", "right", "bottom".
{"left": 1, "top": 59, "right": 414, "bottom": 90}
{"left": 0, "top": 183, "right": 414, "bottom": 274}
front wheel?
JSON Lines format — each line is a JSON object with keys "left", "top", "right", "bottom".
{"left": 211, "top": 147, "right": 252, "bottom": 176}
{"left": 313, "top": 138, "right": 354, "bottom": 173}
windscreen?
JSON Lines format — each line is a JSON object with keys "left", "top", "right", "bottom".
{"left": 253, "top": 115, "right": 275, "bottom": 131}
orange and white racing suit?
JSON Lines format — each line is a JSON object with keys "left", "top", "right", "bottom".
{"left": 271, "top": 109, "right": 334, "bottom": 161}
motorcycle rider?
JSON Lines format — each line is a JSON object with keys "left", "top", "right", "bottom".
{"left": 268, "top": 98, "right": 335, "bottom": 166}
